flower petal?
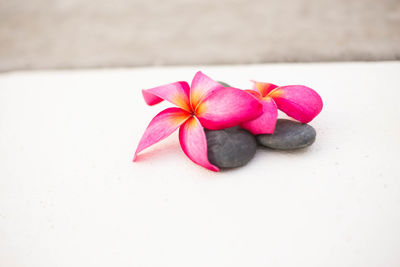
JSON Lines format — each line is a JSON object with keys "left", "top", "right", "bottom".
{"left": 269, "top": 85, "right": 323, "bottom": 123}
{"left": 179, "top": 117, "right": 219, "bottom": 172}
{"left": 133, "top": 107, "right": 190, "bottom": 161}
{"left": 252, "top": 81, "right": 279, "bottom": 97}
{"left": 190, "top": 71, "right": 224, "bottom": 110}
{"left": 241, "top": 97, "right": 278, "bottom": 134}
{"left": 196, "top": 87, "right": 263, "bottom": 130}
{"left": 245, "top": 89, "right": 262, "bottom": 98}
{"left": 142, "top": 81, "right": 191, "bottom": 111}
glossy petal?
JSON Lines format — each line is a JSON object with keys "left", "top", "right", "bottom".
{"left": 244, "top": 89, "right": 262, "bottom": 98}
{"left": 196, "top": 87, "right": 263, "bottom": 130}
{"left": 269, "top": 85, "right": 323, "bottom": 123}
{"left": 241, "top": 97, "right": 278, "bottom": 134}
{"left": 190, "top": 71, "right": 224, "bottom": 110}
{"left": 179, "top": 116, "right": 219, "bottom": 172}
{"left": 142, "top": 81, "right": 191, "bottom": 111}
{"left": 133, "top": 107, "right": 190, "bottom": 160}
{"left": 252, "top": 81, "right": 279, "bottom": 97}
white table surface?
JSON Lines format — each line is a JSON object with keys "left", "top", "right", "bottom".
{"left": 1, "top": 62, "right": 400, "bottom": 267}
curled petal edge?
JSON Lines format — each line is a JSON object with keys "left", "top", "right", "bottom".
{"left": 241, "top": 97, "right": 278, "bottom": 134}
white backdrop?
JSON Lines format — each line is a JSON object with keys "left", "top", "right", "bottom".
{"left": 1, "top": 62, "right": 400, "bottom": 267}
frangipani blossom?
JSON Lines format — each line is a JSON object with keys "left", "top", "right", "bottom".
{"left": 133, "top": 72, "right": 263, "bottom": 172}
{"left": 241, "top": 81, "right": 323, "bottom": 134}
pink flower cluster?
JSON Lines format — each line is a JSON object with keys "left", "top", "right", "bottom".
{"left": 133, "top": 71, "right": 323, "bottom": 172}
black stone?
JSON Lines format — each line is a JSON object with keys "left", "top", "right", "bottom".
{"left": 217, "top": 81, "right": 231, "bottom": 87}
{"left": 206, "top": 127, "right": 257, "bottom": 168}
{"left": 256, "top": 119, "right": 316, "bottom": 150}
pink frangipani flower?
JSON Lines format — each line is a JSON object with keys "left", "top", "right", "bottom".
{"left": 133, "top": 72, "right": 263, "bottom": 172}
{"left": 241, "top": 81, "right": 323, "bottom": 134}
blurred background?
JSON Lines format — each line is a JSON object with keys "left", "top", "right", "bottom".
{"left": 1, "top": 0, "right": 399, "bottom": 72}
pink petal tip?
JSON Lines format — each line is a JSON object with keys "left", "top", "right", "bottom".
{"left": 179, "top": 116, "right": 219, "bottom": 172}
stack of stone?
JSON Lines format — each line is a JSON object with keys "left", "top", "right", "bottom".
{"left": 207, "top": 81, "right": 317, "bottom": 169}
{"left": 206, "top": 119, "right": 316, "bottom": 169}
